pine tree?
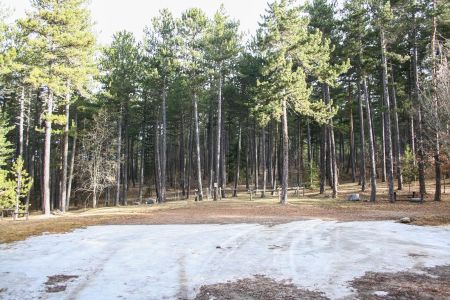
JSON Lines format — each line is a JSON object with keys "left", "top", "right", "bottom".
{"left": 255, "top": 0, "right": 338, "bottom": 204}
{"left": 179, "top": 8, "right": 209, "bottom": 201}
{"left": 205, "top": 5, "right": 241, "bottom": 200}
{"left": 18, "top": 0, "right": 95, "bottom": 214}
{"left": 144, "top": 9, "right": 178, "bottom": 203}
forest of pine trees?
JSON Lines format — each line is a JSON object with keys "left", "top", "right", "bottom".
{"left": 0, "top": 0, "right": 449, "bottom": 214}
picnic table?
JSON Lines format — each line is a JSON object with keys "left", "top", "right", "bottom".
{"left": 1, "top": 208, "right": 30, "bottom": 220}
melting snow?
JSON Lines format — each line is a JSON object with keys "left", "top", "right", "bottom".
{"left": 1, "top": 220, "right": 450, "bottom": 299}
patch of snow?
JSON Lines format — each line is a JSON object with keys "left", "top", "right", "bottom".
{"left": 373, "top": 291, "right": 389, "bottom": 297}
{"left": 1, "top": 220, "right": 450, "bottom": 299}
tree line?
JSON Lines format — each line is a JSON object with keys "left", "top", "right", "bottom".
{"left": 0, "top": 0, "right": 449, "bottom": 215}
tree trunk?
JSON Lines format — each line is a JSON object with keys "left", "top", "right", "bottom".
{"left": 233, "top": 124, "right": 241, "bottom": 197}
{"left": 139, "top": 130, "right": 145, "bottom": 203}
{"left": 187, "top": 117, "right": 193, "bottom": 199}
{"left": 381, "top": 111, "right": 387, "bottom": 182}
{"left": 299, "top": 119, "right": 304, "bottom": 185}
{"left": 180, "top": 114, "right": 186, "bottom": 196}
{"left": 25, "top": 91, "right": 33, "bottom": 210}
{"left": 261, "top": 126, "right": 267, "bottom": 197}
{"left": 280, "top": 98, "right": 289, "bottom": 204}
{"left": 193, "top": 93, "right": 203, "bottom": 200}
{"left": 319, "top": 125, "right": 326, "bottom": 194}
{"left": 380, "top": 28, "right": 395, "bottom": 202}
{"left": 358, "top": 82, "right": 366, "bottom": 192}
{"left": 161, "top": 80, "right": 167, "bottom": 202}
{"left": 389, "top": 68, "right": 403, "bottom": 190}
{"left": 60, "top": 100, "right": 70, "bottom": 212}
{"left": 363, "top": 77, "right": 377, "bottom": 201}
{"left": 329, "top": 122, "right": 338, "bottom": 198}
{"left": 220, "top": 117, "right": 226, "bottom": 198}
{"left": 307, "top": 120, "right": 313, "bottom": 187}
{"left": 43, "top": 88, "right": 53, "bottom": 216}
{"left": 254, "top": 124, "right": 259, "bottom": 191}
{"left": 324, "top": 84, "right": 338, "bottom": 198}
{"left": 207, "top": 107, "right": 214, "bottom": 197}
{"left": 431, "top": 0, "right": 441, "bottom": 201}
{"left": 155, "top": 119, "right": 162, "bottom": 202}
{"left": 115, "top": 106, "right": 122, "bottom": 206}
{"left": 214, "top": 72, "right": 222, "bottom": 200}
{"left": 268, "top": 122, "right": 273, "bottom": 191}
{"left": 349, "top": 85, "right": 356, "bottom": 182}
{"left": 122, "top": 104, "right": 129, "bottom": 205}
{"left": 411, "top": 2, "right": 425, "bottom": 194}
{"left": 245, "top": 126, "right": 250, "bottom": 190}
{"left": 66, "top": 108, "right": 77, "bottom": 211}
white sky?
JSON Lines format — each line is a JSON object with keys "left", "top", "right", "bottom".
{"left": 2, "top": 0, "right": 272, "bottom": 45}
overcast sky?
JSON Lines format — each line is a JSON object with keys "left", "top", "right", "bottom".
{"left": 2, "top": 0, "right": 273, "bottom": 45}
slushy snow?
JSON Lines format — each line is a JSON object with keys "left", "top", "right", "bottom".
{"left": 1, "top": 220, "right": 450, "bottom": 299}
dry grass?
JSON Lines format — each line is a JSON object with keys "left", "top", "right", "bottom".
{"left": 1, "top": 182, "right": 449, "bottom": 244}
{"left": 350, "top": 265, "right": 450, "bottom": 299}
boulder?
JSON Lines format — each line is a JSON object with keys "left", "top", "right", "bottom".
{"left": 347, "top": 194, "right": 360, "bottom": 201}
{"left": 145, "top": 199, "right": 155, "bottom": 205}
{"left": 399, "top": 217, "right": 411, "bottom": 224}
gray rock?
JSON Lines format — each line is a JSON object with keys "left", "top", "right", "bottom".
{"left": 347, "top": 194, "right": 360, "bottom": 201}
{"left": 399, "top": 217, "right": 411, "bottom": 224}
{"left": 409, "top": 198, "right": 422, "bottom": 203}
{"left": 145, "top": 199, "right": 155, "bottom": 205}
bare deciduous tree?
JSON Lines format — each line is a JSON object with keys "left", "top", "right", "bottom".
{"left": 75, "top": 109, "right": 118, "bottom": 208}
{"left": 419, "top": 44, "right": 449, "bottom": 201}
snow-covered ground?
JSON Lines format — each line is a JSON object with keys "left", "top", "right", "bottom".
{"left": 1, "top": 220, "right": 450, "bottom": 299}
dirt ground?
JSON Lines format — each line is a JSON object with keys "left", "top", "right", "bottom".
{"left": 1, "top": 182, "right": 450, "bottom": 243}
{"left": 194, "top": 275, "right": 329, "bottom": 300}
{"left": 193, "top": 265, "right": 450, "bottom": 300}
{"left": 350, "top": 265, "right": 450, "bottom": 300}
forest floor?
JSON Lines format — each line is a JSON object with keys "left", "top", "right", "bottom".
{"left": 1, "top": 182, "right": 450, "bottom": 244}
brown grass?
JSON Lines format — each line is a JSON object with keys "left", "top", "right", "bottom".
{"left": 1, "top": 182, "right": 449, "bottom": 244}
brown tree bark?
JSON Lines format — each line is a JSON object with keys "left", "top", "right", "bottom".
{"left": 389, "top": 68, "right": 403, "bottom": 190}
{"left": 66, "top": 108, "right": 77, "bottom": 211}
{"left": 60, "top": 100, "right": 70, "bottom": 212}
{"left": 431, "top": 0, "right": 441, "bottom": 201}
{"left": 261, "top": 126, "right": 267, "bottom": 198}
{"left": 43, "top": 89, "right": 53, "bottom": 215}
{"left": 115, "top": 106, "right": 122, "bottom": 206}
{"left": 380, "top": 28, "right": 395, "bottom": 202}
{"left": 193, "top": 93, "right": 203, "bottom": 200}
{"left": 214, "top": 73, "right": 222, "bottom": 201}
{"left": 362, "top": 77, "right": 377, "bottom": 201}
{"left": 233, "top": 124, "right": 241, "bottom": 197}
{"left": 280, "top": 98, "right": 289, "bottom": 204}
{"left": 357, "top": 83, "right": 366, "bottom": 192}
